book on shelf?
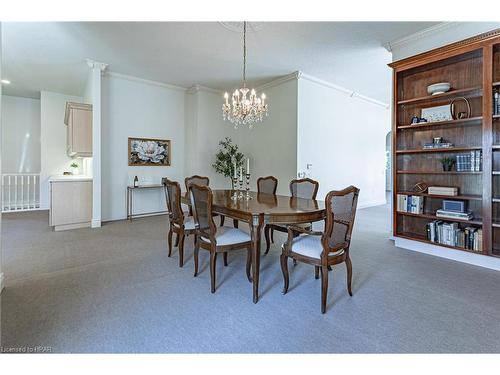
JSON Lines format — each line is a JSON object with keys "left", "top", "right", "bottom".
{"left": 396, "top": 194, "right": 424, "bottom": 214}
{"left": 427, "top": 186, "right": 458, "bottom": 196}
{"left": 456, "top": 150, "right": 482, "bottom": 172}
{"left": 435, "top": 209, "right": 473, "bottom": 220}
{"left": 426, "top": 221, "right": 482, "bottom": 252}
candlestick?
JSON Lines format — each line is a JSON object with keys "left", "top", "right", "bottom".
{"left": 246, "top": 158, "right": 250, "bottom": 174}
{"left": 245, "top": 173, "right": 251, "bottom": 200}
{"left": 232, "top": 176, "right": 239, "bottom": 200}
{"left": 239, "top": 166, "right": 243, "bottom": 181}
{"left": 238, "top": 177, "right": 244, "bottom": 199}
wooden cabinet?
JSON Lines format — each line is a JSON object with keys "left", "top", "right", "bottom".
{"left": 64, "top": 102, "right": 92, "bottom": 157}
{"left": 49, "top": 179, "right": 93, "bottom": 231}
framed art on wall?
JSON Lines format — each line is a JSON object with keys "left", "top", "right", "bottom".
{"left": 128, "top": 137, "right": 171, "bottom": 166}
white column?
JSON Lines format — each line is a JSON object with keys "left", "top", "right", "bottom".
{"left": 86, "top": 59, "right": 108, "bottom": 228}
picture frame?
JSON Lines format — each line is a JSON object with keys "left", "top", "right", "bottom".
{"left": 128, "top": 137, "right": 171, "bottom": 166}
{"left": 421, "top": 104, "right": 453, "bottom": 123}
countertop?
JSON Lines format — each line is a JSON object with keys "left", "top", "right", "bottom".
{"left": 49, "top": 175, "right": 93, "bottom": 182}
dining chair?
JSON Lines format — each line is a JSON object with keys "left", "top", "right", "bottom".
{"left": 162, "top": 178, "right": 196, "bottom": 267}
{"left": 185, "top": 175, "right": 225, "bottom": 226}
{"left": 264, "top": 178, "right": 319, "bottom": 254}
{"left": 189, "top": 184, "right": 253, "bottom": 293}
{"left": 257, "top": 176, "right": 278, "bottom": 195}
{"left": 280, "top": 186, "right": 359, "bottom": 313}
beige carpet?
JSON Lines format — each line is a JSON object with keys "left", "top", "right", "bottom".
{"left": 1, "top": 205, "right": 500, "bottom": 353}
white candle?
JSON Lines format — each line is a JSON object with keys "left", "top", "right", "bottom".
{"left": 233, "top": 162, "right": 237, "bottom": 178}
{"left": 246, "top": 158, "right": 250, "bottom": 175}
{"left": 239, "top": 166, "right": 243, "bottom": 181}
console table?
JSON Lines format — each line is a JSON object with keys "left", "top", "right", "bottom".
{"left": 126, "top": 184, "right": 168, "bottom": 221}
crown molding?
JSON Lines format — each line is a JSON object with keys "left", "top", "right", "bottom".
{"left": 86, "top": 58, "right": 108, "bottom": 72}
{"left": 186, "top": 84, "right": 223, "bottom": 95}
{"left": 383, "top": 22, "right": 458, "bottom": 52}
{"left": 105, "top": 71, "right": 187, "bottom": 92}
{"left": 256, "top": 71, "right": 300, "bottom": 91}
{"left": 298, "top": 73, "right": 389, "bottom": 109}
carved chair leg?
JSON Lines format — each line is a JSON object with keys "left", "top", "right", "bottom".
{"left": 210, "top": 252, "right": 218, "bottom": 293}
{"left": 314, "top": 266, "right": 319, "bottom": 279}
{"left": 193, "top": 240, "right": 200, "bottom": 277}
{"left": 220, "top": 215, "right": 225, "bottom": 227}
{"left": 174, "top": 232, "right": 180, "bottom": 247}
{"left": 264, "top": 225, "right": 271, "bottom": 255}
{"left": 178, "top": 233, "right": 185, "bottom": 267}
{"left": 246, "top": 247, "right": 252, "bottom": 282}
{"left": 293, "top": 259, "right": 297, "bottom": 266}
{"left": 271, "top": 227, "right": 275, "bottom": 243}
{"left": 167, "top": 228, "right": 173, "bottom": 257}
{"left": 233, "top": 219, "right": 239, "bottom": 228}
{"left": 346, "top": 255, "right": 353, "bottom": 296}
{"left": 223, "top": 252, "right": 228, "bottom": 266}
{"left": 320, "top": 265, "right": 329, "bottom": 314}
{"left": 280, "top": 253, "right": 289, "bottom": 294}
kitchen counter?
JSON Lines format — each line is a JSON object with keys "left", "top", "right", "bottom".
{"left": 49, "top": 175, "right": 93, "bottom": 182}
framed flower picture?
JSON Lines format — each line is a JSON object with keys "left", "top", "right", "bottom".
{"left": 128, "top": 137, "right": 171, "bottom": 166}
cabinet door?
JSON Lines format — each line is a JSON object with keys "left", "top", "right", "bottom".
{"left": 50, "top": 181, "right": 92, "bottom": 226}
{"left": 71, "top": 108, "right": 92, "bottom": 155}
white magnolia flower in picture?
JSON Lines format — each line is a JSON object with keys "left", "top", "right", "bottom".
{"left": 129, "top": 138, "right": 171, "bottom": 166}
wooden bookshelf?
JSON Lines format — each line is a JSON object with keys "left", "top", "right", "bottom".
{"left": 390, "top": 29, "right": 500, "bottom": 257}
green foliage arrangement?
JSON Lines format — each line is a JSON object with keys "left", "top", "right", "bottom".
{"left": 212, "top": 137, "right": 245, "bottom": 188}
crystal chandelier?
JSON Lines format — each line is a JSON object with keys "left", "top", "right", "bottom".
{"left": 222, "top": 21, "right": 268, "bottom": 129}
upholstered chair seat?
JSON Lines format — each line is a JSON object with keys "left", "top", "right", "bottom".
{"left": 173, "top": 217, "right": 195, "bottom": 230}
{"left": 200, "top": 226, "right": 251, "bottom": 246}
{"left": 289, "top": 235, "right": 344, "bottom": 259}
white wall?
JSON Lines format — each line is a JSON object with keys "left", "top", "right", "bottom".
{"left": 297, "top": 76, "right": 390, "bottom": 207}
{"left": 391, "top": 22, "right": 500, "bottom": 61}
{"left": 40, "top": 91, "right": 83, "bottom": 209}
{"left": 1, "top": 95, "right": 40, "bottom": 173}
{"left": 185, "top": 79, "right": 298, "bottom": 196}
{"left": 101, "top": 74, "right": 185, "bottom": 221}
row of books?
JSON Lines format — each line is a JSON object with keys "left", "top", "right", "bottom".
{"left": 456, "top": 150, "right": 482, "bottom": 172}
{"left": 426, "top": 221, "right": 482, "bottom": 252}
{"left": 396, "top": 194, "right": 424, "bottom": 214}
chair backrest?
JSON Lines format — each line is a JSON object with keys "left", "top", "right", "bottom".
{"left": 185, "top": 175, "right": 209, "bottom": 192}
{"left": 257, "top": 176, "right": 278, "bottom": 195}
{"left": 290, "top": 178, "right": 319, "bottom": 200}
{"left": 189, "top": 184, "right": 216, "bottom": 237}
{"left": 322, "top": 186, "right": 360, "bottom": 252}
{"left": 162, "top": 178, "right": 184, "bottom": 224}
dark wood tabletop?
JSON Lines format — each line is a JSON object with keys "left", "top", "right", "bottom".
{"left": 183, "top": 189, "right": 325, "bottom": 303}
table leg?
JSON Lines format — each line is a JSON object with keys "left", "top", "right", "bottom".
{"left": 129, "top": 189, "right": 133, "bottom": 221}
{"left": 250, "top": 214, "right": 263, "bottom": 303}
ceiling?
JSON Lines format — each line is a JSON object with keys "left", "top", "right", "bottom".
{"left": 1, "top": 22, "right": 440, "bottom": 103}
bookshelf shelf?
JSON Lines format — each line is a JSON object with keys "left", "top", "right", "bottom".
{"left": 396, "top": 86, "right": 482, "bottom": 105}
{"left": 397, "top": 116, "right": 482, "bottom": 130}
{"left": 397, "top": 191, "right": 482, "bottom": 201}
{"left": 390, "top": 32, "right": 500, "bottom": 257}
{"left": 396, "top": 232, "right": 485, "bottom": 255}
{"left": 395, "top": 146, "right": 481, "bottom": 154}
{"left": 396, "top": 170, "right": 481, "bottom": 175}
{"left": 396, "top": 211, "right": 482, "bottom": 225}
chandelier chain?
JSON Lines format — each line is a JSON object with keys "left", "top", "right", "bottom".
{"left": 243, "top": 21, "right": 246, "bottom": 86}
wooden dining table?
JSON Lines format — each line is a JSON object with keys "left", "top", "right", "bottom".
{"left": 183, "top": 189, "right": 325, "bottom": 303}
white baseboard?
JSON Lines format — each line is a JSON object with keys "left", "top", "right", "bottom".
{"left": 395, "top": 237, "right": 500, "bottom": 271}
{"left": 0, "top": 272, "right": 4, "bottom": 293}
{"left": 91, "top": 219, "right": 101, "bottom": 228}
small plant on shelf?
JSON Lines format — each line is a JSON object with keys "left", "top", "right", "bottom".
{"left": 70, "top": 162, "right": 79, "bottom": 175}
{"left": 440, "top": 157, "right": 455, "bottom": 172}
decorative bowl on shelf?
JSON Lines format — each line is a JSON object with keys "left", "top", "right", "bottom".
{"left": 427, "top": 82, "right": 451, "bottom": 95}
